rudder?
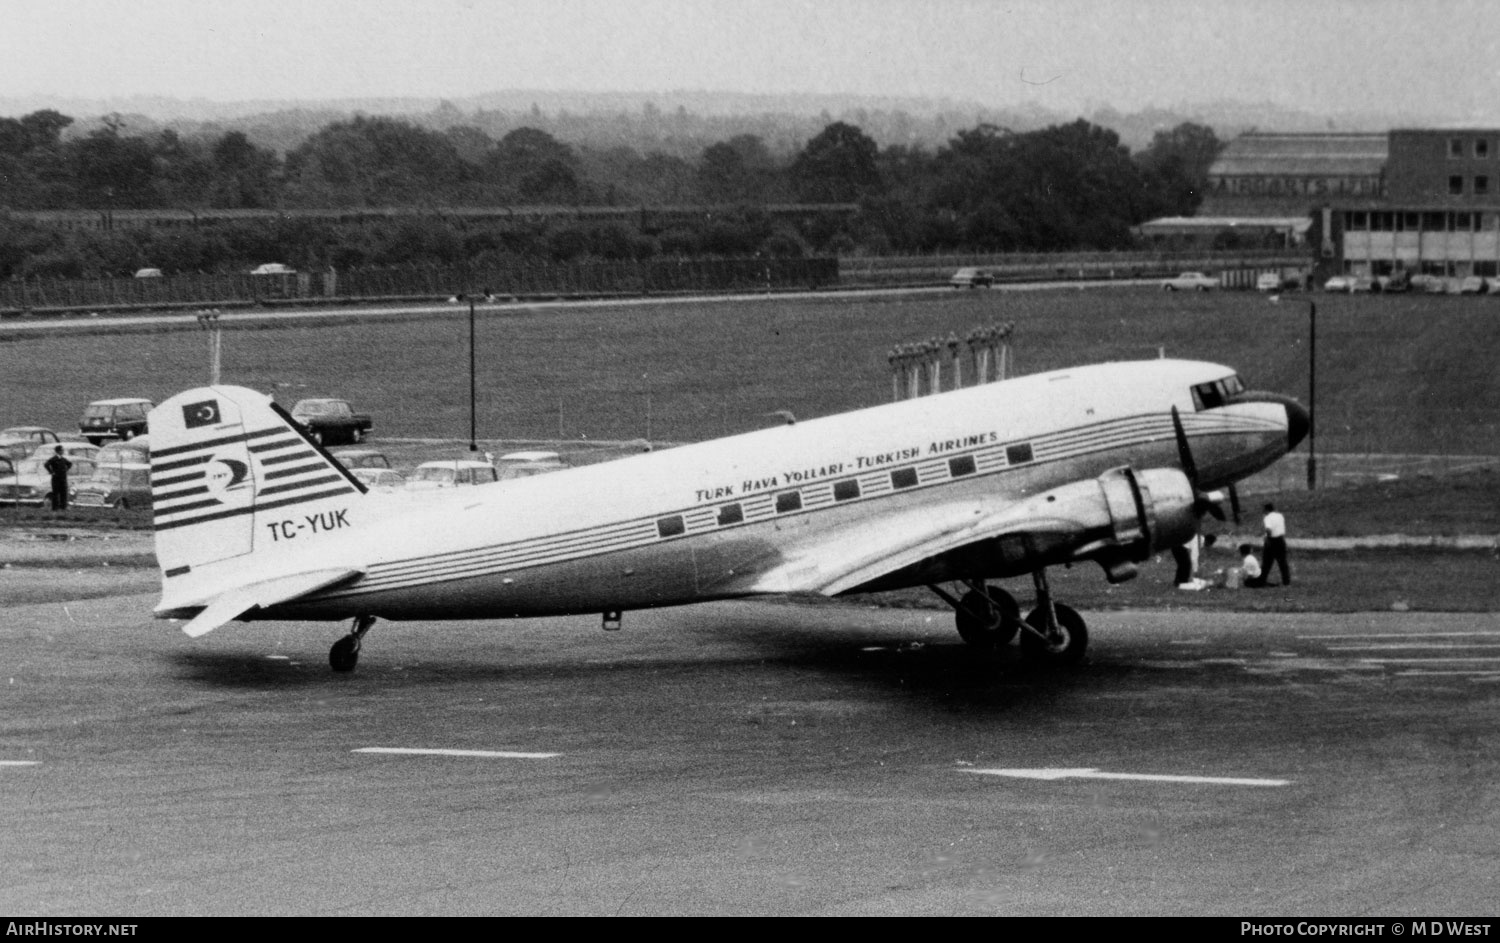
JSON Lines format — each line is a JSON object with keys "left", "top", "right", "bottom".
{"left": 150, "top": 386, "right": 365, "bottom": 580}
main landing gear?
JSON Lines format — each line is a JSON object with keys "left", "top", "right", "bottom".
{"left": 330, "top": 614, "right": 376, "bottom": 672}
{"left": 929, "top": 568, "right": 1089, "bottom": 665}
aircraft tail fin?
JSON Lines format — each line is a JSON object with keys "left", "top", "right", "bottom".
{"left": 150, "top": 386, "right": 367, "bottom": 600}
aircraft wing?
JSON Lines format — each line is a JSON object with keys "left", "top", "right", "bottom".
{"left": 744, "top": 490, "right": 1108, "bottom": 598}
{"left": 176, "top": 567, "right": 365, "bottom": 638}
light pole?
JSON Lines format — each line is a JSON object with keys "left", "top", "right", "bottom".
{"left": 467, "top": 295, "right": 478, "bottom": 453}
{"left": 1306, "top": 299, "right": 1317, "bottom": 490}
{"left": 1270, "top": 295, "right": 1317, "bottom": 489}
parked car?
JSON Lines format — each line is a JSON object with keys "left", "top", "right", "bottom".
{"left": 79, "top": 398, "right": 153, "bottom": 445}
{"left": 28, "top": 441, "right": 99, "bottom": 465}
{"left": 405, "top": 460, "right": 499, "bottom": 492}
{"left": 0, "top": 456, "right": 97, "bottom": 506}
{"left": 250, "top": 263, "right": 296, "bottom": 275}
{"left": 1323, "top": 275, "right": 1355, "bottom": 293}
{"left": 351, "top": 467, "right": 406, "bottom": 492}
{"left": 1377, "top": 271, "right": 1412, "bottom": 293}
{"left": 949, "top": 267, "right": 995, "bottom": 289}
{"left": 291, "top": 399, "right": 373, "bottom": 446}
{"left": 1350, "top": 275, "right": 1378, "bottom": 293}
{"left": 0, "top": 426, "right": 62, "bottom": 462}
{"left": 72, "top": 461, "right": 152, "bottom": 510}
{"left": 330, "top": 448, "right": 391, "bottom": 470}
{"left": 95, "top": 435, "right": 150, "bottom": 467}
{"left": 1255, "top": 272, "right": 1287, "bottom": 292}
{"left": 1162, "top": 272, "right": 1216, "bottom": 292}
{"left": 1459, "top": 276, "right": 1489, "bottom": 295}
{"left": 496, "top": 450, "right": 570, "bottom": 481}
{"left": 1409, "top": 273, "right": 1446, "bottom": 293}
{"left": 133, "top": 267, "right": 163, "bottom": 278}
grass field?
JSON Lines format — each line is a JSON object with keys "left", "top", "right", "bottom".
{"left": 3, "top": 286, "right": 1499, "bottom": 456}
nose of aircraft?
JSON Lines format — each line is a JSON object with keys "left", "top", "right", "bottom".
{"left": 1285, "top": 398, "right": 1310, "bottom": 452}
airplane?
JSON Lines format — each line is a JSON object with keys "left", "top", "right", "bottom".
{"left": 148, "top": 359, "right": 1308, "bottom": 672}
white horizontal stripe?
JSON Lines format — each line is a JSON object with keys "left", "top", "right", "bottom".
{"left": 353, "top": 747, "right": 559, "bottom": 759}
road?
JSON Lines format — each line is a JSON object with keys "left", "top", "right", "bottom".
{"left": 0, "top": 280, "right": 1163, "bottom": 336}
{"left": 2, "top": 592, "right": 1496, "bottom": 916}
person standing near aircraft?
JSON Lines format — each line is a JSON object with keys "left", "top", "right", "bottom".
{"left": 44, "top": 445, "right": 72, "bottom": 511}
{"left": 1261, "top": 503, "right": 1291, "bottom": 586}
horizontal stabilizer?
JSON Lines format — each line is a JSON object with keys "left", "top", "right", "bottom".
{"left": 179, "top": 567, "right": 363, "bottom": 637}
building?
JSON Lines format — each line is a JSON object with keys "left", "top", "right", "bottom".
{"left": 1337, "top": 128, "right": 1500, "bottom": 279}
{"left": 1138, "top": 128, "right": 1500, "bottom": 281}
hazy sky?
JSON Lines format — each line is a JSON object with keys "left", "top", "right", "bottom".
{"left": 5, "top": 0, "right": 1500, "bottom": 119}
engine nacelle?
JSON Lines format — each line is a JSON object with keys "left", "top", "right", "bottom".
{"left": 976, "top": 466, "right": 1201, "bottom": 584}
{"left": 1086, "top": 466, "right": 1201, "bottom": 581}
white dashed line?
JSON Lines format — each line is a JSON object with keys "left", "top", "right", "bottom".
{"left": 353, "top": 747, "right": 560, "bottom": 759}
{"left": 1, "top": 761, "right": 41, "bottom": 766}
{"left": 964, "top": 767, "right": 1290, "bottom": 787}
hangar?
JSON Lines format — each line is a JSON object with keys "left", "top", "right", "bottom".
{"left": 1140, "top": 128, "right": 1500, "bottom": 281}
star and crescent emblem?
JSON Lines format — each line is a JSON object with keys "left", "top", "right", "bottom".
{"left": 181, "top": 399, "right": 221, "bottom": 429}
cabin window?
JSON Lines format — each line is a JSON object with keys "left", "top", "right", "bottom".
{"left": 832, "top": 479, "right": 860, "bottom": 501}
{"left": 948, "top": 455, "right": 977, "bottom": 477}
{"left": 775, "top": 491, "right": 802, "bottom": 513}
{"left": 656, "top": 515, "right": 685, "bottom": 538}
{"left": 890, "top": 467, "right": 918, "bottom": 490}
{"left": 716, "top": 503, "right": 743, "bottom": 526}
{"left": 1005, "top": 443, "right": 1034, "bottom": 465}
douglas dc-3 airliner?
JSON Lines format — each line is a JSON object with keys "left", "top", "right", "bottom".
{"left": 150, "top": 359, "right": 1308, "bottom": 672}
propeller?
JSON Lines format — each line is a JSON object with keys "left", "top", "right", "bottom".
{"left": 1171, "top": 405, "right": 1236, "bottom": 523}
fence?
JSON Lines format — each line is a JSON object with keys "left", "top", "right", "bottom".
{"left": 839, "top": 248, "right": 1309, "bottom": 286}
{"left": 0, "top": 257, "right": 840, "bottom": 313}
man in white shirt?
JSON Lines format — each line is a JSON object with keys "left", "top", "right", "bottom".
{"left": 1261, "top": 503, "right": 1291, "bottom": 586}
{"left": 1239, "top": 543, "right": 1266, "bottom": 588}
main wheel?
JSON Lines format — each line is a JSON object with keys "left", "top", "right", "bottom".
{"left": 955, "top": 587, "right": 1021, "bottom": 650}
{"left": 1020, "top": 602, "right": 1088, "bottom": 665}
{"left": 330, "top": 634, "right": 360, "bottom": 672}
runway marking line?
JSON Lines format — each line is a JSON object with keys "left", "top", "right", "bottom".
{"left": 1359, "top": 657, "right": 1500, "bottom": 664}
{"left": 962, "top": 767, "right": 1290, "bottom": 787}
{"left": 2, "top": 760, "right": 41, "bottom": 766}
{"left": 1329, "top": 642, "right": 1500, "bottom": 651}
{"left": 354, "top": 747, "right": 560, "bottom": 759}
{"left": 1300, "top": 632, "right": 1500, "bottom": 640}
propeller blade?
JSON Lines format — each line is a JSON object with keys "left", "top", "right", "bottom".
{"left": 1171, "top": 405, "right": 1199, "bottom": 486}
{"left": 1198, "top": 496, "right": 1227, "bottom": 521}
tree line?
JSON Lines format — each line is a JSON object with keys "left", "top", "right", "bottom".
{"left": 0, "top": 109, "right": 1225, "bottom": 279}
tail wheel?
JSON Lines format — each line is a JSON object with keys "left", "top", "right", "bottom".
{"left": 955, "top": 587, "right": 1021, "bottom": 650}
{"left": 1020, "top": 602, "right": 1088, "bottom": 665}
{"left": 330, "top": 634, "right": 360, "bottom": 672}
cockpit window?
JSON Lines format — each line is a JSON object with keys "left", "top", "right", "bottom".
{"left": 1191, "top": 375, "right": 1245, "bottom": 411}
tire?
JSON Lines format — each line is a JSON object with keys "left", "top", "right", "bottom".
{"left": 329, "top": 635, "right": 359, "bottom": 672}
{"left": 1020, "top": 602, "right": 1088, "bottom": 665}
{"left": 1163, "top": 285, "right": 1175, "bottom": 292}
{"left": 955, "top": 587, "right": 1021, "bottom": 650}
{"left": 122, "top": 429, "right": 134, "bottom": 440}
